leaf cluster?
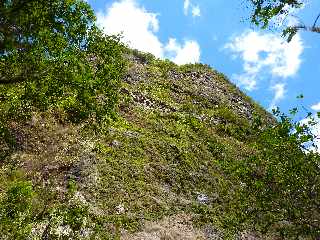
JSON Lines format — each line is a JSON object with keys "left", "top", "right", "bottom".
{"left": 217, "top": 108, "right": 320, "bottom": 238}
{"left": 249, "top": 0, "right": 304, "bottom": 41}
{"left": 0, "top": 0, "right": 126, "bottom": 126}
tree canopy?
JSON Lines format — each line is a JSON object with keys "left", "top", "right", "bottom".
{"left": 0, "top": 0, "right": 95, "bottom": 55}
{"left": 249, "top": 0, "right": 320, "bottom": 41}
{"left": 0, "top": 0, "right": 125, "bottom": 124}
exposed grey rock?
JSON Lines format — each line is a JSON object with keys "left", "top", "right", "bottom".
{"left": 111, "top": 140, "right": 120, "bottom": 147}
{"left": 196, "top": 193, "right": 209, "bottom": 204}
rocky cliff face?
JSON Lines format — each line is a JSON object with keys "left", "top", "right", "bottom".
{"left": 123, "top": 52, "right": 273, "bottom": 125}
{"left": 0, "top": 50, "right": 275, "bottom": 239}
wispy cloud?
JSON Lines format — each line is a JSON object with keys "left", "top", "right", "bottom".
{"left": 311, "top": 102, "right": 320, "bottom": 111}
{"left": 183, "top": 0, "right": 201, "bottom": 18}
{"left": 97, "top": 0, "right": 200, "bottom": 65}
{"left": 183, "top": 0, "right": 190, "bottom": 15}
{"left": 191, "top": 5, "right": 201, "bottom": 17}
{"left": 224, "top": 30, "right": 303, "bottom": 107}
{"left": 165, "top": 38, "right": 200, "bottom": 65}
{"left": 269, "top": 83, "right": 286, "bottom": 110}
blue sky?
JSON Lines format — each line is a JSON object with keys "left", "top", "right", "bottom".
{"left": 87, "top": 0, "right": 320, "bottom": 118}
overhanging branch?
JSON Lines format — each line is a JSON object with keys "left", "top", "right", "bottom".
{"left": 313, "top": 12, "right": 320, "bottom": 28}
{"left": 293, "top": 24, "right": 320, "bottom": 34}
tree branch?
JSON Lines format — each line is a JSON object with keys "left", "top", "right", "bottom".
{"left": 293, "top": 24, "right": 320, "bottom": 34}
{"left": 312, "top": 12, "right": 320, "bottom": 28}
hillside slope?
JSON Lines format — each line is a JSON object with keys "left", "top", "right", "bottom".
{"left": 0, "top": 50, "right": 284, "bottom": 240}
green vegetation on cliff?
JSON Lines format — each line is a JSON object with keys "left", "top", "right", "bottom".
{"left": 0, "top": 1, "right": 319, "bottom": 239}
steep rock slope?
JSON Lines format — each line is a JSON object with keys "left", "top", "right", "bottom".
{"left": 0, "top": 51, "right": 275, "bottom": 239}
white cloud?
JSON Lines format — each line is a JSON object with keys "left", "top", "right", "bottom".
{"left": 165, "top": 38, "right": 200, "bottom": 65}
{"left": 231, "top": 74, "right": 257, "bottom": 91}
{"left": 191, "top": 5, "right": 201, "bottom": 17}
{"left": 97, "top": 0, "right": 200, "bottom": 65}
{"left": 269, "top": 83, "right": 286, "bottom": 110}
{"left": 311, "top": 102, "right": 320, "bottom": 111}
{"left": 184, "top": 0, "right": 190, "bottom": 15}
{"left": 97, "top": 0, "right": 163, "bottom": 58}
{"left": 225, "top": 30, "right": 303, "bottom": 93}
{"left": 183, "top": 0, "right": 201, "bottom": 18}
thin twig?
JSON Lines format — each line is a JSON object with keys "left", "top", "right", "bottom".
{"left": 312, "top": 12, "right": 320, "bottom": 28}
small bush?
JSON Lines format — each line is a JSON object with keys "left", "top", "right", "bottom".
{"left": 217, "top": 108, "right": 320, "bottom": 239}
{"left": 0, "top": 181, "right": 35, "bottom": 239}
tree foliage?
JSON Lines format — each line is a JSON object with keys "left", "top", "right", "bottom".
{"left": 0, "top": 0, "right": 125, "bottom": 124}
{"left": 218, "top": 108, "right": 320, "bottom": 238}
{"left": 249, "top": 0, "right": 320, "bottom": 41}
{"left": 0, "top": 0, "right": 95, "bottom": 56}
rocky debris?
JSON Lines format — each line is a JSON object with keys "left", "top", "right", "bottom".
{"left": 181, "top": 71, "right": 255, "bottom": 120}
{"left": 202, "top": 226, "right": 224, "bottom": 240}
{"left": 121, "top": 214, "right": 260, "bottom": 240}
{"left": 124, "top": 130, "right": 140, "bottom": 138}
{"left": 121, "top": 214, "right": 210, "bottom": 240}
{"left": 237, "top": 231, "right": 261, "bottom": 240}
{"left": 115, "top": 204, "right": 126, "bottom": 214}
{"left": 124, "top": 70, "right": 145, "bottom": 84}
{"left": 110, "top": 139, "right": 121, "bottom": 147}
{"left": 121, "top": 214, "right": 262, "bottom": 240}
{"left": 121, "top": 88, "right": 176, "bottom": 112}
{"left": 124, "top": 51, "right": 154, "bottom": 65}
{"left": 123, "top": 60, "right": 274, "bottom": 125}
{"left": 68, "top": 152, "right": 98, "bottom": 185}
{"left": 196, "top": 193, "right": 209, "bottom": 204}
